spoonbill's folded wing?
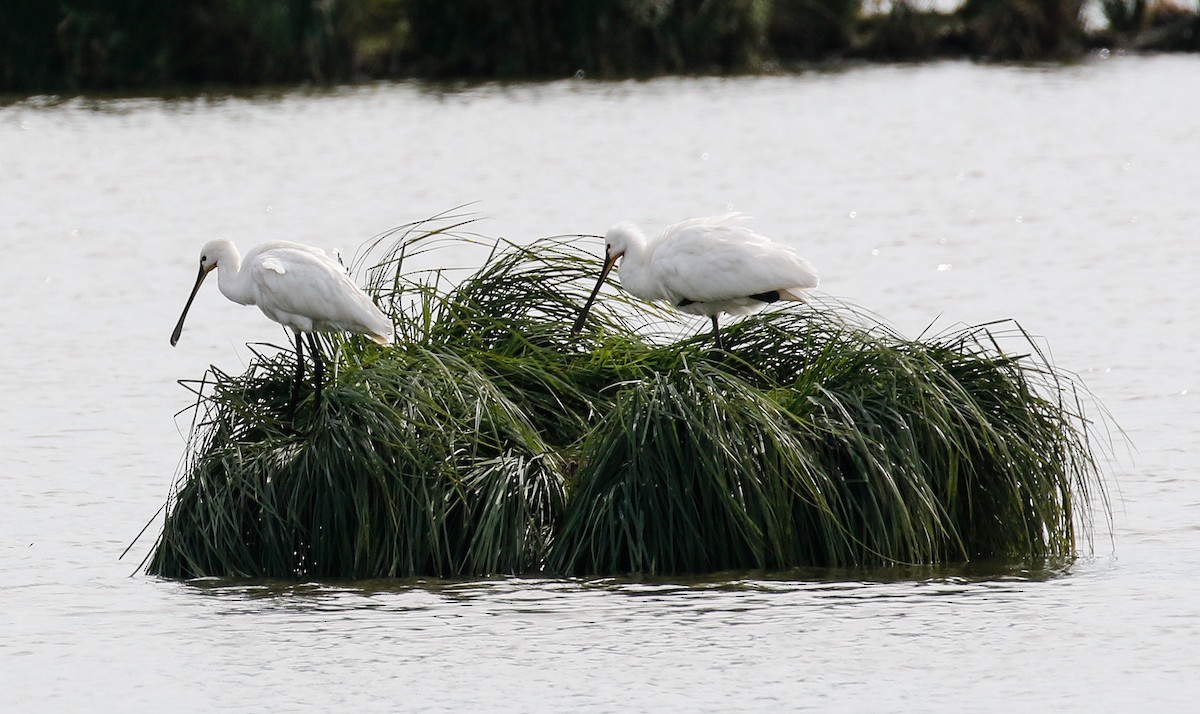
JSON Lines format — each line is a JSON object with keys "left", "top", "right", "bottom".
{"left": 251, "top": 247, "right": 392, "bottom": 340}
{"left": 652, "top": 223, "right": 818, "bottom": 304}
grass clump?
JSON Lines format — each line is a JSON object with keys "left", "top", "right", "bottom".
{"left": 548, "top": 313, "right": 1107, "bottom": 574}
{"left": 148, "top": 345, "right": 566, "bottom": 579}
{"left": 146, "top": 213, "right": 1111, "bottom": 580}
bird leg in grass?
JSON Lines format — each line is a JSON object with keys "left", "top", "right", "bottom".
{"left": 678, "top": 298, "right": 727, "bottom": 351}
{"left": 289, "top": 330, "right": 306, "bottom": 423}
{"left": 707, "top": 291, "right": 778, "bottom": 351}
{"left": 306, "top": 332, "right": 324, "bottom": 405}
{"left": 711, "top": 315, "right": 724, "bottom": 351}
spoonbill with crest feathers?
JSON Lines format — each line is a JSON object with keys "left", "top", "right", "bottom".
{"left": 571, "top": 214, "right": 819, "bottom": 349}
{"left": 170, "top": 239, "right": 394, "bottom": 419}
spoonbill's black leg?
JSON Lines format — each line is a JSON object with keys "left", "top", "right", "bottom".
{"left": 711, "top": 315, "right": 724, "bottom": 351}
{"left": 288, "top": 329, "right": 305, "bottom": 424}
{"left": 306, "top": 332, "right": 324, "bottom": 405}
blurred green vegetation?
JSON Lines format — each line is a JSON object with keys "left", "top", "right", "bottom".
{"left": 399, "top": 0, "right": 770, "bottom": 77}
{"left": 1107, "top": 0, "right": 1200, "bottom": 51}
{"left": 958, "top": 0, "right": 1086, "bottom": 60}
{"left": 3, "top": 0, "right": 1196, "bottom": 93}
{"left": 1, "top": 0, "right": 351, "bottom": 91}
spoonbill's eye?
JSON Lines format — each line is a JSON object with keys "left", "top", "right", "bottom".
{"left": 200, "top": 255, "right": 208, "bottom": 263}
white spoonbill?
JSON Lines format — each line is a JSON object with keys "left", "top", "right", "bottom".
{"left": 170, "top": 239, "right": 394, "bottom": 417}
{"left": 572, "top": 214, "right": 819, "bottom": 349}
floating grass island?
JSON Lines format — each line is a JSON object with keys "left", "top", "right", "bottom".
{"left": 147, "top": 216, "right": 1111, "bottom": 579}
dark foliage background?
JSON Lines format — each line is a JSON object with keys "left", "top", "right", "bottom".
{"left": 4, "top": 0, "right": 1195, "bottom": 94}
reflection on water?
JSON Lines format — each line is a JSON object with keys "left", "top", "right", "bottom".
{"left": 2, "top": 56, "right": 1200, "bottom": 712}
{"left": 69, "top": 556, "right": 1180, "bottom": 713}
{"left": 178, "top": 559, "right": 1075, "bottom": 607}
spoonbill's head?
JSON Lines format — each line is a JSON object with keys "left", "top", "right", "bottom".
{"left": 571, "top": 223, "right": 643, "bottom": 338}
{"left": 197, "top": 238, "right": 239, "bottom": 273}
{"left": 170, "top": 239, "right": 234, "bottom": 346}
{"left": 602, "top": 222, "right": 643, "bottom": 265}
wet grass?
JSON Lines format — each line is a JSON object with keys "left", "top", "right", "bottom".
{"left": 146, "top": 215, "right": 1112, "bottom": 579}
{"left": 549, "top": 314, "right": 1109, "bottom": 574}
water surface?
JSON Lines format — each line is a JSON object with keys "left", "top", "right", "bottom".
{"left": 2, "top": 56, "right": 1199, "bottom": 711}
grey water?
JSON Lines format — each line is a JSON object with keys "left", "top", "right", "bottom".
{"left": 2, "top": 55, "right": 1198, "bottom": 711}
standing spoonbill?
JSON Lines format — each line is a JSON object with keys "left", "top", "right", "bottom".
{"left": 170, "top": 239, "right": 394, "bottom": 418}
{"left": 571, "top": 214, "right": 819, "bottom": 350}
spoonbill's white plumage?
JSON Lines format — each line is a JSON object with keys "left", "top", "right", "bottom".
{"left": 171, "top": 239, "right": 394, "bottom": 417}
{"left": 572, "top": 213, "right": 819, "bottom": 349}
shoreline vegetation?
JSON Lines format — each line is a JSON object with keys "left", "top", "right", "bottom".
{"left": 144, "top": 215, "right": 1112, "bottom": 580}
{"left": 3, "top": 1, "right": 1198, "bottom": 96}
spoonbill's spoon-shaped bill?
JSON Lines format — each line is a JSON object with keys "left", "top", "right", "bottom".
{"left": 572, "top": 213, "right": 819, "bottom": 349}
{"left": 171, "top": 239, "right": 394, "bottom": 417}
